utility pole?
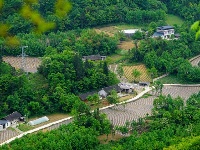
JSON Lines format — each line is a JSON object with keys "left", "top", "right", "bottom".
{"left": 21, "top": 46, "right": 28, "bottom": 73}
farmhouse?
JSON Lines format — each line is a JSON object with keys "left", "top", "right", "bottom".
{"left": 3, "top": 111, "right": 22, "bottom": 125}
{"left": 103, "top": 85, "right": 121, "bottom": 94}
{"left": 121, "top": 29, "right": 141, "bottom": 37}
{"left": 98, "top": 85, "right": 121, "bottom": 98}
{"left": 79, "top": 91, "right": 98, "bottom": 101}
{"left": 152, "top": 26, "right": 175, "bottom": 39}
{"left": 82, "top": 54, "right": 106, "bottom": 61}
{"left": 0, "top": 111, "right": 22, "bottom": 131}
{"left": 79, "top": 85, "right": 121, "bottom": 101}
{"left": 118, "top": 82, "right": 134, "bottom": 93}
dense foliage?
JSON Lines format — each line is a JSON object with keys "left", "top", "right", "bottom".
{"left": 1, "top": 0, "right": 167, "bottom": 35}
{"left": 95, "top": 92, "right": 200, "bottom": 150}
{"left": 0, "top": 46, "right": 118, "bottom": 117}
{"left": 161, "top": 0, "right": 200, "bottom": 23}
{"left": 1, "top": 92, "right": 200, "bottom": 150}
{"left": 0, "top": 0, "right": 200, "bottom": 148}
{"left": 130, "top": 28, "right": 200, "bottom": 82}
{"left": 1, "top": 29, "right": 118, "bottom": 57}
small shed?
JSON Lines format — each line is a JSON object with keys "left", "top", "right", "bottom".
{"left": 28, "top": 116, "right": 49, "bottom": 126}
{"left": 98, "top": 89, "right": 108, "bottom": 98}
{"left": 4, "top": 111, "right": 22, "bottom": 125}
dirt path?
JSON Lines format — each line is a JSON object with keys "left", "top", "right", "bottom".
{"left": 190, "top": 54, "right": 200, "bottom": 67}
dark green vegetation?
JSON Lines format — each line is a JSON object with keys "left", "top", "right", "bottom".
{"left": 158, "top": 74, "right": 200, "bottom": 84}
{"left": 130, "top": 31, "right": 200, "bottom": 82}
{"left": 0, "top": 50, "right": 118, "bottom": 117}
{"left": 1, "top": 92, "right": 200, "bottom": 150}
{"left": 0, "top": 0, "right": 200, "bottom": 149}
{"left": 95, "top": 92, "right": 200, "bottom": 150}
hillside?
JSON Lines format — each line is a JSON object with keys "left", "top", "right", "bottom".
{"left": 0, "top": 0, "right": 200, "bottom": 149}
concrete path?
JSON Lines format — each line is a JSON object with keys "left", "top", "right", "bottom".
{"left": 0, "top": 117, "right": 73, "bottom": 146}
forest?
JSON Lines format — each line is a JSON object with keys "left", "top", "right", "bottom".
{"left": 1, "top": 92, "right": 200, "bottom": 150}
{"left": 0, "top": 0, "right": 200, "bottom": 149}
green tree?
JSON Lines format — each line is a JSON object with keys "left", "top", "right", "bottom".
{"left": 107, "top": 90, "right": 119, "bottom": 106}
{"left": 152, "top": 81, "right": 163, "bottom": 96}
{"left": 132, "top": 69, "right": 142, "bottom": 82}
{"left": 191, "top": 20, "right": 200, "bottom": 40}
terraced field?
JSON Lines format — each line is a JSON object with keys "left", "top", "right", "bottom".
{"left": 123, "top": 64, "right": 151, "bottom": 82}
{"left": 102, "top": 85, "right": 200, "bottom": 127}
{"left": 2, "top": 56, "right": 41, "bottom": 73}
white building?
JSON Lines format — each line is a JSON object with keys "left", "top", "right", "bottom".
{"left": 28, "top": 116, "right": 49, "bottom": 126}
{"left": 152, "top": 26, "right": 175, "bottom": 39}
{"left": 121, "top": 29, "right": 141, "bottom": 37}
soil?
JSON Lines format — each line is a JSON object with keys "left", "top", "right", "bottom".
{"left": 118, "top": 41, "right": 135, "bottom": 50}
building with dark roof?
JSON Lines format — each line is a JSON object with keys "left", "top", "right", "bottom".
{"left": 79, "top": 85, "right": 121, "bottom": 101}
{"left": 103, "top": 85, "right": 121, "bottom": 94}
{"left": 79, "top": 91, "right": 98, "bottom": 101}
{"left": 3, "top": 111, "right": 22, "bottom": 125}
{"left": 157, "top": 26, "right": 174, "bottom": 30}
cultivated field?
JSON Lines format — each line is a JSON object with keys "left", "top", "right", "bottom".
{"left": 118, "top": 41, "right": 135, "bottom": 50}
{"left": 123, "top": 64, "right": 151, "bottom": 82}
{"left": 94, "top": 24, "right": 137, "bottom": 50}
{"left": 2, "top": 56, "right": 41, "bottom": 73}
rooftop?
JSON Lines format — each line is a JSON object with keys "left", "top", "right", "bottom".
{"left": 0, "top": 120, "right": 9, "bottom": 125}
{"left": 82, "top": 54, "right": 102, "bottom": 61}
{"left": 79, "top": 91, "right": 97, "bottom": 101}
{"left": 122, "top": 29, "right": 141, "bottom": 34}
{"left": 28, "top": 116, "right": 49, "bottom": 126}
{"left": 157, "top": 26, "right": 174, "bottom": 30}
{"left": 4, "top": 111, "right": 22, "bottom": 122}
{"left": 152, "top": 32, "right": 164, "bottom": 37}
{"left": 103, "top": 85, "right": 121, "bottom": 93}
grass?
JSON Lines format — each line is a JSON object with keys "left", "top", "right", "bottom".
{"left": 115, "top": 23, "right": 142, "bottom": 30}
{"left": 7, "top": 127, "right": 16, "bottom": 132}
{"left": 158, "top": 74, "right": 199, "bottom": 84}
{"left": 18, "top": 123, "right": 33, "bottom": 132}
{"left": 98, "top": 133, "right": 124, "bottom": 144}
{"left": 166, "top": 14, "right": 184, "bottom": 26}
{"left": 141, "top": 93, "right": 152, "bottom": 98}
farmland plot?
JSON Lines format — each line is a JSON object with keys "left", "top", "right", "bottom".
{"left": 3, "top": 56, "right": 41, "bottom": 73}
{"left": 123, "top": 64, "right": 151, "bottom": 82}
